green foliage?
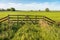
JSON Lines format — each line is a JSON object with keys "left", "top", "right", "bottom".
{"left": 11, "top": 23, "right": 59, "bottom": 40}
{"left": 12, "top": 23, "right": 60, "bottom": 40}
{"left": 7, "top": 7, "right": 15, "bottom": 11}
{"left": 0, "top": 22, "right": 60, "bottom": 40}
{"left": 40, "top": 25, "right": 60, "bottom": 40}
{"left": 45, "top": 8, "right": 49, "bottom": 12}
{"left": 12, "top": 23, "right": 42, "bottom": 40}
{"left": 10, "top": 8, "right": 15, "bottom": 11}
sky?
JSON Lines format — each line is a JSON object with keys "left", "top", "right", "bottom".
{"left": 0, "top": 0, "right": 60, "bottom": 10}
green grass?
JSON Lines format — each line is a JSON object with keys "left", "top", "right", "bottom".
{"left": 12, "top": 23, "right": 60, "bottom": 40}
{"left": 0, "top": 11, "right": 60, "bottom": 22}
{"left": 0, "top": 11, "right": 60, "bottom": 40}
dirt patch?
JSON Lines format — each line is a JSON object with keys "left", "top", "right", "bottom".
{"left": 39, "top": 19, "right": 49, "bottom": 27}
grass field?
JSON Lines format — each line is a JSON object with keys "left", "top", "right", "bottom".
{"left": 0, "top": 11, "right": 60, "bottom": 40}
{"left": 0, "top": 11, "right": 60, "bottom": 22}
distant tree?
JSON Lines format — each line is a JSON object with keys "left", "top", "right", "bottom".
{"left": 7, "top": 8, "right": 10, "bottom": 11}
{"left": 10, "top": 8, "right": 15, "bottom": 11}
{"left": 45, "top": 8, "right": 49, "bottom": 12}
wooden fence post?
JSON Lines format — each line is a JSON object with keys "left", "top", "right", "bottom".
{"left": 35, "top": 16, "right": 38, "bottom": 24}
{"left": 17, "top": 15, "right": 19, "bottom": 27}
{"left": 8, "top": 15, "right": 10, "bottom": 29}
{"left": 7, "top": 15, "right": 11, "bottom": 39}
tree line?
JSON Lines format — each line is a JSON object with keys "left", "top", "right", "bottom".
{"left": 0, "top": 7, "right": 50, "bottom": 12}
{"left": 0, "top": 7, "right": 15, "bottom": 11}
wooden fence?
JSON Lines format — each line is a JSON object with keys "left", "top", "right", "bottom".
{"left": 0, "top": 15, "right": 56, "bottom": 27}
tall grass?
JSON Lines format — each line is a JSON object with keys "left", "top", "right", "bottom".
{"left": 12, "top": 22, "right": 60, "bottom": 40}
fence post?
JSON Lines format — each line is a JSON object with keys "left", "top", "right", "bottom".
{"left": 35, "top": 16, "right": 37, "bottom": 24}
{"left": 25, "top": 15, "right": 31, "bottom": 23}
{"left": 7, "top": 15, "right": 11, "bottom": 39}
{"left": 17, "top": 15, "right": 19, "bottom": 27}
{"left": 8, "top": 15, "right": 10, "bottom": 29}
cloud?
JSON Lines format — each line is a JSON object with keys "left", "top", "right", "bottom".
{"left": 0, "top": 2, "right": 60, "bottom": 10}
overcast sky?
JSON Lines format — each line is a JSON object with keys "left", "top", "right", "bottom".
{"left": 0, "top": 0, "right": 60, "bottom": 10}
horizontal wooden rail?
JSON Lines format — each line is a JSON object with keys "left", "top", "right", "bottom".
{"left": 0, "top": 15, "right": 56, "bottom": 25}
{"left": 0, "top": 16, "right": 8, "bottom": 20}
{"left": 10, "top": 20, "right": 39, "bottom": 21}
{"left": 43, "top": 18, "right": 55, "bottom": 25}
{"left": 0, "top": 16, "right": 8, "bottom": 23}
{"left": 9, "top": 15, "right": 43, "bottom": 17}
{"left": 0, "top": 18, "right": 8, "bottom": 22}
{"left": 43, "top": 16, "right": 55, "bottom": 22}
{"left": 9, "top": 18, "right": 42, "bottom": 19}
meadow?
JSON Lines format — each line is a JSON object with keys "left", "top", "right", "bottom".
{"left": 0, "top": 11, "right": 60, "bottom": 40}
{"left": 0, "top": 11, "right": 60, "bottom": 22}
